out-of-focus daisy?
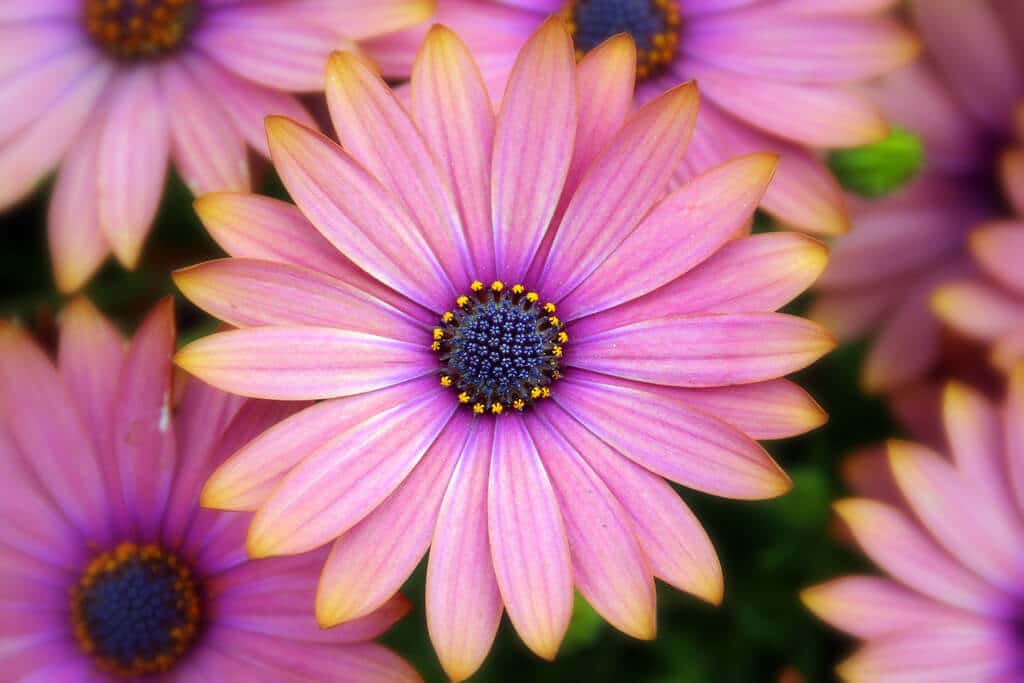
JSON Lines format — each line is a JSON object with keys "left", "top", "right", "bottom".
{"left": 0, "top": 298, "right": 420, "bottom": 682}
{"left": 803, "top": 372, "right": 1024, "bottom": 682}
{"left": 933, "top": 139, "right": 1024, "bottom": 373}
{"left": 0, "top": 0, "right": 434, "bottom": 292}
{"left": 363, "top": 0, "right": 918, "bottom": 236}
{"left": 812, "top": 0, "right": 1024, "bottom": 393}
{"left": 174, "top": 20, "right": 834, "bottom": 679}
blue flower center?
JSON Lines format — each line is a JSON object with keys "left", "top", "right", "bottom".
{"left": 72, "top": 543, "right": 201, "bottom": 677}
{"left": 433, "top": 281, "right": 567, "bottom": 414}
{"left": 84, "top": 0, "right": 197, "bottom": 60}
{"left": 563, "top": 0, "right": 682, "bottom": 80}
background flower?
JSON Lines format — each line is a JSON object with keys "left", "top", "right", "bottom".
{"left": 174, "top": 20, "right": 833, "bottom": 680}
{"left": 0, "top": 0, "right": 433, "bottom": 292}
{"left": 803, "top": 372, "right": 1024, "bottom": 682}
{"left": 363, "top": 0, "right": 918, "bottom": 237}
{"left": 812, "top": 0, "right": 1024, "bottom": 394}
{"left": 0, "top": 298, "right": 420, "bottom": 682}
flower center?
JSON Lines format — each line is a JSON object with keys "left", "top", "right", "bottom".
{"left": 71, "top": 543, "right": 201, "bottom": 677}
{"left": 562, "top": 0, "right": 681, "bottom": 80}
{"left": 84, "top": 0, "right": 197, "bottom": 60}
{"left": 433, "top": 280, "right": 567, "bottom": 414}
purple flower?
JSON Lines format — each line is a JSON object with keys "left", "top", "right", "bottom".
{"left": 0, "top": 298, "right": 420, "bottom": 682}
{"left": 175, "top": 20, "right": 834, "bottom": 680}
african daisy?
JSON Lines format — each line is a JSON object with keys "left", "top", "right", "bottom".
{"left": 0, "top": 298, "right": 420, "bottom": 682}
{"left": 0, "top": 0, "right": 433, "bottom": 292}
{"left": 175, "top": 20, "right": 834, "bottom": 680}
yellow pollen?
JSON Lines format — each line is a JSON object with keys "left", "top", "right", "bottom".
{"left": 557, "top": 331, "right": 569, "bottom": 343}
{"left": 531, "top": 387, "right": 543, "bottom": 399}
{"left": 456, "top": 296, "right": 470, "bottom": 308}
{"left": 513, "top": 399, "right": 525, "bottom": 411}
{"left": 431, "top": 341, "right": 441, "bottom": 351}
{"left": 491, "top": 402, "right": 504, "bottom": 414}
{"left": 552, "top": 345, "right": 563, "bottom": 357}
{"left": 458, "top": 392, "right": 471, "bottom": 404}
{"left": 440, "top": 375, "right": 452, "bottom": 387}
{"left": 548, "top": 316, "right": 560, "bottom": 326}
{"left": 442, "top": 311, "right": 454, "bottom": 322}
{"left": 512, "top": 284, "right": 525, "bottom": 294}
{"left": 470, "top": 280, "right": 484, "bottom": 291}
{"left": 491, "top": 280, "right": 504, "bottom": 292}
{"left": 433, "top": 328, "right": 444, "bottom": 340}
{"left": 541, "top": 387, "right": 551, "bottom": 398}
{"left": 526, "top": 292, "right": 539, "bottom": 303}
{"left": 544, "top": 303, "right": 556, "bottom": 314}
{"left": 473, "top": 403, "right": 485, "bottom": 414}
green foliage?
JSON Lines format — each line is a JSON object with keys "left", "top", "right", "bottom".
{"left": 828, "top": 128, "right": 924, "bottom": 198}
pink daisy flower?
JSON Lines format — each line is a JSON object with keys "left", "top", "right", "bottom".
{"left": 0, "top": 298, "right": 420, "bottom": 682}
{"left": 803, "top": 372, "right": 1024, "bottom": 682}
{"left": 811, "top": 0, "right": 1024, "bottom": 393}
{"left": 174, "top": 20, "right": 834, "bottom": 680}
{"left": 932, "top": 137, "right": 1024, "bottom": 374}
{"left": 363, "top": 0, "right": 919, "bottom": 236}
{"left": 0, "top": 0, "right": 434, "bottom": 292}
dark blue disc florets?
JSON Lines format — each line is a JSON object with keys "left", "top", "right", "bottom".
{"left": 564, "top": 0, "right": 682, "bottom": 80}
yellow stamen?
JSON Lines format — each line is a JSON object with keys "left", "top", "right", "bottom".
{"left": 470, "top": 280, "right": 484, "bottom": 291}
{"left": 552, "top": 345, "right": 563, "bottom": 357}
{"left": 440, "top": 375, "right": 452, "bottom": 387}
{"left": 513, "top": 399, "right": 525, "bottom": 411}
{"left": 491, "top": 402, "right": 504, "bottom": 414}
{"left": 473, "top": 403, "right": 485, "bottom": 414}
{"left": 432, "top": 328, "right": 444, "bottom": 340}
{"left": 442, "top": 311, "right": 454, "bottom": 322}
{"left": 511, "top": 284, "right": 525, "bottom": 294}
{"left": 526, "top": 292, "right": 539, "bottom": 303}
{"left": 557, "top": 331, "right": 569, "bottom": 343}
{"left": 456, "top": 296, "right": 470, "bottom": 308}
{"left": 491, "top": 280, "right": 504, "bottom": 292}
{"left": 543, "top": 303, "right": 556, "bottom": 314}
{"left": 430, "top": 341, "right": 441, "bottom": 351}
{"left": 458, "top": 392, "right": 471, "bottom": 404}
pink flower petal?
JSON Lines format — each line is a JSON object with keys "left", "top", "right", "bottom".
{"left": 279, "top": 0, "right": 435, "bottom": 40}
{"left": 555, "top": 372, "right": 791, "bottom": 499}
{"left": 161, "top": 60, "right": 250, "bottom": 196}
{"left": 0, "top": 0, "right": 78, "bottom": 20}
{"left": 326, "top": 51, "right": 473, "bottom": 290}
{"left": 932, "top": 279, "right": 1024, "bottom": 343}
{"left": 0, "top": 324, "right": 108, "bottom": 543}
{"left": 1001, "top": 149, "right": 1024, "bottom": 217}
{"left": 175, "top": 326, "right": 434, "bottom": 400}
{"left": 969, "top": 221, "right": 1024, "bottom": 296}
{"left": 527, "top": 412, "right": 657, "bottom": 640}
{"left": 427, "top": 419, "right": 503, "bottom": 683}
{"left": 266, "top": 116, "right": 454, "bottom": 312}
{"left": 539, "top": 403, "right": 722, "bottom": 604}
{"left": 488, "top": 415, "right": 573, "bottom": 660}
{"left": 686, "top": 61, "right": 887, "bottom": 147}
{"left": 803, "top": 576, "right": 972, "bottom": 640}
{"left": 835, "top": 498, "right": 1002, "bottom": 612}
{"left": 574, "top": 232, "right": 828, "bottom": 337}
{"left": 96, "top": 65, "right": 170, "bottom": 269}
{"left": 993, "top": 328, "right": 1024, "bottom": 373}
{"left": 174, "top": 258, "right": 427, "bottom": 343}
{"left": 889, "top": 441, "right": 1023, "bottom": 592}
{"left": 411, "top": 26, "right": 497, "bottom": 282}
{"left": 560, "top": 153, "right": 776, "bottom": 319}
{"left": 247, "top": 391, "right": 454, "bottom": 557}
{"left": 571, "top": 313, "right": 835, "bottom": 387}
{"left": 316, "top": 413, "right": 468, "bottom": 625}
{"left": 0, "top": 47, "right": 97, "bottom": 143}
{"left": 538, "top": 83, "right": 700, "bottom": 302}
{"left": 1008, "top": 364, "right": 1024, "bottom": 513}
{"left": 675, "top": 380, "right": 827, "bottom": 440}
{"left": 202, "top": 381, "right": 433, "bottom": 511}
{"left": 112, "top": 298, "right": 178, "bottom": 542}
{"left": 491, "top": 18, "right": 576, "bottom": 282}
{"left": 47, "top": 107, "right": 110, "bottom": 293}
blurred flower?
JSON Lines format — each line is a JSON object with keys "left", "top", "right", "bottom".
{"left": 0, "top": 298, "right": 419, "bottom": 682}
{"left": 0, "top": 0, "right": 433, "bottom": 292}
{"left": 812, "top": 0, "right": 1024, "bottom": 394}
{"left": 804, "top": 372, "right": 1024, "bottom": 681}
{"left": 364, "top": 0, "right": 918, "bottom": 236}
{"left": 174, "top": 20, "right": 835, "bottom": 680}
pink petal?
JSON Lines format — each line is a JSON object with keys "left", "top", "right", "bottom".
{"left": 175, "top": 326, "right": 434, "bottom": 400}
{"left": 247, "top": 391, "right": 454, "bottom": 557}
{"left": 202, "top": 381, "right": 433, "bottom": 511}
{"left": 539, "top": 83, "right": 700, "bottom": 302}
{"left": 326, "top": 51, "right": 473, "bottom": 290}
{"left": 161, "top": 60, "right": 250, "bottom": 196}
{"left": 838, "top": 622, "right": 1013, "bottom": 683}
{"left": 993, "top": 327, "right": 1024, "bottom": 373}
{"left": 0, "top": 47, "right": 96, "bottom": 143}
{"left": 802, "top": 576, "right": 972, "bottom": 639}
{"left": 675, "top": 380, "right": 827, "bottom": 440}
{"left": 96, "top": 65, "right": 169, "bottom": 269}
{"left": 835, "top": 498, "right": 1002, "bottom": 612}
{"left": 426, "top": 419, "right": 503, "bottom": 683}
{"left": 912, "top": 0, "right": 1023, "bottom": 131}
{"left": 0, "top": 0, "right": 78, "bottom": 20}
{"left": 555, "top": 372, "right": 791, "bottom": 499}
{"left": 574, "top": 233, "right": 828, "bottom": 337}
{"left": 684, "top": 13, "right": 918, "bottom": 83}
{"left": 174, "top": 258, "right": 427, "bottom": 343}
{"left": 527, "top": 412, "right": 657, "bottom": 640}
{"left": 560, "top": 153, "right": 776, "bottom": 319}
{"left": 47, "top": 106, "right": 110, "bottom": 293}
{"left": 539, "top": 403, "right": 722, "bottom": 604}
{"left": 316, "top": 413, "right": 468, "bottom": 625}
{"left": 888, "top": 441, "right": 1023, "bottom": 592}
{"left": 0, "top": 324, "right": 108, "bottom": 543}
{"left": 1008, "top": 364, "right": 1024, "bottom": 514}
{"left": 266, "top": 116, "right": 454, "bottom": 312}
{"left": 0, "top": 60, "right": 110, "bottom": 210}
{"left": 571, "top": 313, "right": 835, "bottom": 387}
{"left": 969, "top": 221, "right": 1024, "bottom": 296}
{"left": 685, "top": 61, "right": 886, "bottom": 147}
{"left": 112, "top": 298, "right": 177, "bottom": 542}
{"left": 932, "top": 279, "right": 1024, "bottom": 343}
{"left": 491, "top": 18, "right": 577, "bottom": 282}
{"left": 809, "top": 288, "right": 897, "bottom": 342}
{"left": 1001, "top": 149, "right": 1024, "bottom": 217}
{"left": 840, "top": 447, "right": 905, "bottom": 510}
{"left": 278, "top": 0, "right": 435, "bottom": 40}
{"left": 488, "top": 415, "right": 573, "bottom": 660}
{"left": 411, "top": 26, "right": 497, "bottom": 281}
